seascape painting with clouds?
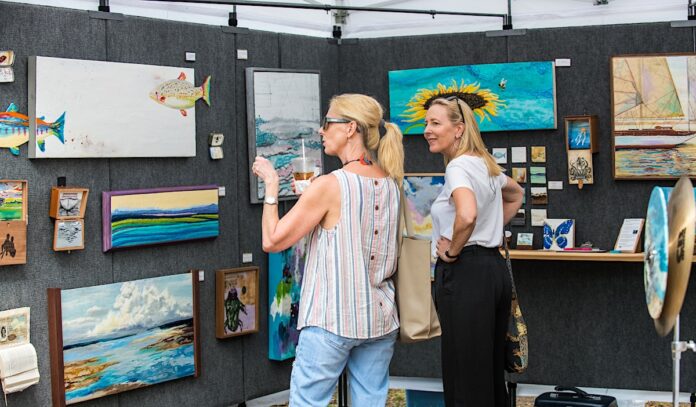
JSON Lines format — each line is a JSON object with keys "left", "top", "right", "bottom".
{"left": 58, "top": 272, "right": 197, "bottom": 404}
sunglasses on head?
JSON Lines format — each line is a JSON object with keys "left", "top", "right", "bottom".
{"left": 322, "top": 116, "right": 352, "bottom": 130}
{"left": 444, "top": 96, "right": 466, "bottom": 123}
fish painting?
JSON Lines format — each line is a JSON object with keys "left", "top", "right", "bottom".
{"left": 149, "top": 73, "right": 211, "bottom": 117}
{"left": 0, "top": 103, "right": 65, "bottom": 155}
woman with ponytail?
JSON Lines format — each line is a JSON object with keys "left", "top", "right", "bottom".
{"left": 425, "top": 97, "right": 524, "bottom": 406}
{"left": 252, "top": 93, "right": 404, "bottom": 406}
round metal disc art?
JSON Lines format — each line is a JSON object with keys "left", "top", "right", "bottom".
{"left": 655, "top": 178, "right": 695, "bottom": 337}
{"left": 644, "top": 187, "right": 669, "bottom": 320}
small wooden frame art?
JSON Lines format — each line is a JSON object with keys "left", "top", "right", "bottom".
{"left": 0, "top": 180, "right": 27, "bottom": 266}
{"left": 565, "top": 115, "right": 598, "bottom": 189}
{"left": 48, "top": 271, "right": 200, "bottom": 406}
{"left": 216, "top": 267, "right": 259, "bottom": 338}
{"left": 50, "top": 187, "right": 88, "bottom": 252}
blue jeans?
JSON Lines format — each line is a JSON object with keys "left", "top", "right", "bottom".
{"left": 289, "top": 326, "right": 398, "bottom": 407}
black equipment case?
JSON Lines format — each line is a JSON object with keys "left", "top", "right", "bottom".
{"left": 534, "top": 386, "right": 618, "bottom": 407}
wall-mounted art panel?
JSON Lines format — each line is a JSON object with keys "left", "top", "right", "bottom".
{"left": 389, "top": 61, "right": 557, "bottom": 134}
{"left": 612, "top": 54, "right": 696, "bottom": 179}
{"left": 0, "top": 180, "right": 27, "bottom": 266}
{"left": 28, "top": 56, "right": 204, "bottom": 158}
{"left": 102, "top": 185, "right": 219, "bottom": 252}
{"left": 543, "top": 219, "right": 576, "bottom": 250}
{"left": 53, "top": 219, "right": 84, "bottom": 252}
{"left": 48, "top": 272, "right": 199, "bottom": 406}
{"left": 268, "top": 238, "right": 306, "bottom": 361}
{"left": 216, "top": 267, "right": 259, "bottom": 339}
{"left": 246, "top": 68, "right": 323, "bottom": 203}
{"left": 402, "top": 174, "right": 445, "bottom": 239}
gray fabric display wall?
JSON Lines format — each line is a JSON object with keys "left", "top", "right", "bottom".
{"left": 1, "top": 2, "right": 696, "bottom": 405}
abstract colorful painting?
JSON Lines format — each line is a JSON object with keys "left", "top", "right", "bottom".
{"left": 531, "top": 187, "right": 548, "bottom": 205}
{"left": 216, "top": 267, "right": 259, "bottom": 339}
{"left": 389, "top": 61, "right": 557, "bottom": 134}
{"left": 246, "top": 68, "right": 323, "bottom": 203}
{"left": 612, "top": 54, "right": 696, "bottom": 179}
{"left": 531, "top": 146, "right": 546, "bottom": 163}
{"left": 402, "top": 174, "right": 445, "bottom": 239}
{"left": 0, "top": 181, "right": 25, "bottom": 221}
{"left": 28, "top": 56, "right": 200, "bottom": 158}
{"left": 102, "top": 185, "right": 219, "bottom": 252}
{"left": 47, "top": 272, "right": 199, "bottom": 405}
{"left": 268, "top": 238, "right": 306, "bottom": 360}
{"left": 512, "top": 168, "right": 527, "bottom": 184}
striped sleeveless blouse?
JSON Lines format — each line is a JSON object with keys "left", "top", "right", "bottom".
{"left": 297, "top": 169, "right": 401, "bottom": 339}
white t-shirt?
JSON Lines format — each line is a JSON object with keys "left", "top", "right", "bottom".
{"left": 430, "top": 155, "right": 508, "bottom": 256}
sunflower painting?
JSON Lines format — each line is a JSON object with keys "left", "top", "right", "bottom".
{"left": 389, "top": 61, "right": 557, "bottom": 134}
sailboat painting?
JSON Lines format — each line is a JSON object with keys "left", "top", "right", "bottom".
{"left": 612, "top": 54, "right": 696, "bottom": 179}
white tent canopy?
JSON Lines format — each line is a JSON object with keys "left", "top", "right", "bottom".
{"left": 3, "top": 0, "right": 690, "bottom": 38}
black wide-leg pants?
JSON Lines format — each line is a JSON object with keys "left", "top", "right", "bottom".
{"left": 434, "top": 245, "right": 513, "bottom": 407}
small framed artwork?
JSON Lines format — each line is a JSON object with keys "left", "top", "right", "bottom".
{"left": 565, "top": 115, "right": 598, "bottom": 152}
{"left": 511, "top": 147, "right": 527, "bottom": 163}
{"left": 531, "top": 209, "right": 547, "bottom": 227}
{"left": 512, "top": 168, "right": 527, "bottom": 184}
{"left": 516, "top": 232, "right": 533, "bottom": 250}
{"left": 543, "top": 219, "right": 575, "bottom": 250}
{"left": 511, "top": 209, "right": 526, "bottom": 226}
{"left": 492, "top": 148, "right": 507, "bottom": 164}
{"left": 614, "top": 218, "right": 644, "bottom": 253}
{"left": 568, "top": 150, "right": 594, "bottom": 185}
{"left": 530, "top": 167, "right": 547, "bottom": 184}
{"left": 531, "top": 187, "right": 548, "bottom": 205}
{"left": 0, "top": 221, "right": 26, "bottom": 266}
{"left": 531, "top": 146, "right": 546, "bottom": 163}
{"left": 53, "top": 219, "right": 85, "bottom": 251}
{"left": 216, "top": 267, "right": 259, "bottom": 339}
{"left": 0, "top": 180, "right": 28, "bottom": 222}
{"left": 49, "top": 187, "right": 89, "bottom": 219}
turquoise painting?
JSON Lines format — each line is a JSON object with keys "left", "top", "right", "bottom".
{"left": 103, "top": 186, "right": 219, "bottom": 252}
{"left": 268, "top": 238, "right": 306, "bottom": 361}
{"left": 60, "top": 272, "right": 196, "bottom": 405}
{"left": 388, "top": 61, "right": 557, "bottom": 134}
{"left": 568, "top": 120, "right": 591, "bottom": 149}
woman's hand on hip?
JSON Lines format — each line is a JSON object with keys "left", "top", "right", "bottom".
{"left": 436, "top": 237, "right": 457, "bottom": 263}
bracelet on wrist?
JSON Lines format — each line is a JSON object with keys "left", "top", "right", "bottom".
{"left": 444, "top": 249, "right": 459, "bottom": 260}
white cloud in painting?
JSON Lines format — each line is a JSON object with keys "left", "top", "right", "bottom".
{"left": 88, "top": 281, "right": 192, "bottom": 338}
{"left": 86, "top": 306, "right": 107, "bottom": 317}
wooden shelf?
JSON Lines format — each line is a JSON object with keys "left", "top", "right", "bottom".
{"left": 505, "top": 249, "right": 644, "bottom": 262}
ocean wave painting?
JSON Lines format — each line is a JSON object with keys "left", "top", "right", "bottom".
{"left": 389, "top": 61, "right": 557, "bottom": 134}
{"left": 54, "top": 272, "right": 198, "bottom": 405}
{"left": 102, "top": 186, "right": 219, "bottom": 252}
{"left": 246, "top": 69, "right": 323, "bottom": 203}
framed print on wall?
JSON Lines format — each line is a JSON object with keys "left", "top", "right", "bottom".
{"left": 49, "top": 187, "right": 88, "bottom": 219}
{"left": 47, "top": 271, "right": 200, "bottom": 406}
{"left": 216, "top": 267, "right": 259, "bottom": 339}
{"left": 612, "top": 53, "right": 696, "bottom": 179}
{"left": 246, "top": 68, "right": 323, "bottom": 204}
{"left": 53, "top": 219, "right": 84, "bottom": 251}
{"left": 389, "top": 61, "right": 557, "bottom": 134}
{"left": 102, "top": 185, "right": 219, "bottom": 252}
{"left": 0, "top": 180, "right": 28, "bottom": 266}
{"left": 28, "top": 56, "right": 202, "bottom": 158}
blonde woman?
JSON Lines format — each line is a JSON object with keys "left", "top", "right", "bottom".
{"left": 252, "top": 94, "right": 404, "bottom": 406}
{"left": 425, "top": 97, "right": 524, "bottom": 406}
